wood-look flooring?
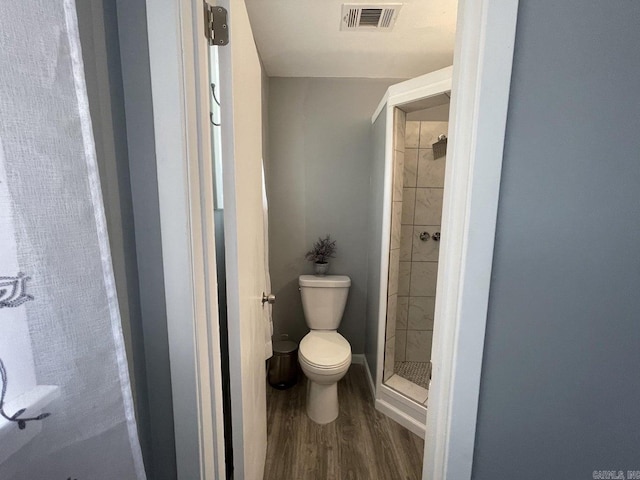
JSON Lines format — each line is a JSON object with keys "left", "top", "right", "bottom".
{"left": 263, "top": 364, "right": 424, "bottom": 480}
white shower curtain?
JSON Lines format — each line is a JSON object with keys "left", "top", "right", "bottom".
{"left": 0, "top": 1, "right": 145, "bottom": 478}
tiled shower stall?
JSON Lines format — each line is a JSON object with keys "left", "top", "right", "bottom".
{"left": 384, "top": 108, "right": 449, "bottom": 393}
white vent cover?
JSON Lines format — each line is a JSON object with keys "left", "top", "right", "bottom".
{"left": 340, "top": 4, "right": 402, "bottom": 31}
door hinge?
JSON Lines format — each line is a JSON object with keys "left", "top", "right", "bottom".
{"left": 204, "top": 3, "right": 229, "bottom": 46}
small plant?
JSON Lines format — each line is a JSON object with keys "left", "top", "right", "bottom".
{"left": 305, "top": 235, "right": 337, "bottom": 264}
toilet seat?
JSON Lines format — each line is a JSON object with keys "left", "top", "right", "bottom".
{"left": 299, "top": 351, "right": 350, "bottom": 379}
{"left": 299, "top": 331, "right": 351, "bottom": 370}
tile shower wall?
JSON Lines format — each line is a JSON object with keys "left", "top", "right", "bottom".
{"left": 384, "top": 108, "right": 405, "bottom": 381}
{"left": 395, "top": 119, "right": 448, "bottom": 364}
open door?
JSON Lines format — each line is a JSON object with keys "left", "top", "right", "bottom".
{"left": 214, "top": 0, "right": 270, "bottom": 478}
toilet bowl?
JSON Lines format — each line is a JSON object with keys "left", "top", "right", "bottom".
{"left": 298, "top": 275, "right": 352, "bottom": 424}
{"left": 299, "top": 330, "right": 351, "bottom": 423}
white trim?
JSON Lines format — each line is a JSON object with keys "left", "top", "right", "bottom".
{"left": 374, "top": 105, "right": 394, "bottom": 398}
{"left": 145, "top": 0, "right": 226, "bottom": 478}
{"left": 372, "top": 66, "right": 454, "bottom": 121}
{"left": 351, "top": 353, "right": 377, "bottom": 401}
{"left": 370, "top": 1, "right": 519, "bottom": 479}
{"left": 350, "top": 353, "right": 366, "bottom": 365}
{"left": 424, "top": 1, "right": 519, "bottom": 478}
{"left": 360, "top": 356, "right": 377, "bottom": 402}
{"left": 376, "top": 384, "right": 426, "bottom": 438}
{"left": 189, "top": 3, "right": 227, "bottom": 478}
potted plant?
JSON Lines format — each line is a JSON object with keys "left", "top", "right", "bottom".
{"left": 305, "top": 235, "right": 337, "bottom": 276}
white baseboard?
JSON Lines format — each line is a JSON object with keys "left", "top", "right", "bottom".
{"left": 363, "top": 357, "right": 376, "bottom": 401}
{"left": 351, "top": 353, "right": 366, "bottom": 365}
{"left": 351, "top": 354, "right": 376, "bottom": 402}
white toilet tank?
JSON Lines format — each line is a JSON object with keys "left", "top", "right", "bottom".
{"left": 299, "top": 275, "right": 351, "bottom": 330}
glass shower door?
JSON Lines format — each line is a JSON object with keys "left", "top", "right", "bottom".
{"left": 371, "top": 66, "right": 453, "bottom": 438}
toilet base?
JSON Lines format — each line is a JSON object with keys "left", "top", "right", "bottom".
{"left": 306, "top": 380, "right": 339, "bottom": 424}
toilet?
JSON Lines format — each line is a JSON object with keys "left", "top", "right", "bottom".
{"left": 298, "top": 274, "right": 352, "bottom": 424}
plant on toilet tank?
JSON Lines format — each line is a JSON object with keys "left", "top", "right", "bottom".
{"left": 305, "top": 235, "right": 337, "bottom": 276}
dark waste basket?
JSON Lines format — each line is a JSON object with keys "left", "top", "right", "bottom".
{"left": 268, "top": 340, "right": 298, "bottom": 389}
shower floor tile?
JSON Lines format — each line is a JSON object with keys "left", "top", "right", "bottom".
{"left": 394, "top": 361, "right": 431, "bottom": 389}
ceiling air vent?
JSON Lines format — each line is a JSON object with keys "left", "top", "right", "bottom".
{"left": 340, "top": 4, "right": 402, "bottom": 31}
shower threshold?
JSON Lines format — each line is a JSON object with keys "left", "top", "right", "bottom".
{"left": 385, "top": 373, "right": 429, "bottom": 406}
{"left": 376, "top": 361, "right": 432, "bottom": 436}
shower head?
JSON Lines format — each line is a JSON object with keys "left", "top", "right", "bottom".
{"left": 432, "top": 134, "right": 447, "bottom": 159}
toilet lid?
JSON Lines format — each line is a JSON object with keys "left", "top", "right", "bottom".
{"left": 299, "top": 331, "right": 351, "bottom": 368}
{"left": 299, "top": 275, "right": 351, "bottom": 288}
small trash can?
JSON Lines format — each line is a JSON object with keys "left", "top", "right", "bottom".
{"left": 268, "top": 340, "right": 298, "bottom": 390}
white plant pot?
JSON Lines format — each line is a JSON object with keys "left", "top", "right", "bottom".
{"left": 314, "top": 262, "right": 329, "bottom": 276}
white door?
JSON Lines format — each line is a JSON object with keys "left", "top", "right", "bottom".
{"left": 215, "top": 0, "right": 269, "bottom": 478}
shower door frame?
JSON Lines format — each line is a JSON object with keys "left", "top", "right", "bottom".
{"left": 371, "top": 0, "right": 520, "bottom": 478}
{"left": 372, "top": 66, "right": 454, "bottom": 440}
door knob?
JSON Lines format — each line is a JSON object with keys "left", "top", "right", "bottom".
{"left": 262, "top": 293, "right": 276, "bottom": 305}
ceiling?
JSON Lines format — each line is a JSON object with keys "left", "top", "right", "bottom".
{"left": 245, "top": 0, "right": 458, "bottom": 79}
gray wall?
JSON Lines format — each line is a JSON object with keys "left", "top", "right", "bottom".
{"left": 77, "top": 1, "right": 177, "bottom": 478}
{"left": 116, "top": 0, "right": 177, "bottom": 478}
{"left": 75, "top": 0, "right": 152, "bottom": 469}
{"left": 267, "top": 77, "right": 397, "bottom": 352}
{"left": 77, "top": 0, "right": 137, "bottom": 383}
{"left": 473, "top": 1, "right": 640, "bottom": 478}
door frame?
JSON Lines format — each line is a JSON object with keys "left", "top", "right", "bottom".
{"left": 145, "top": 0, "right": 226, "bottom": 478}
{"left": 422, "top": 2, "right": 519, "bottom": 477}
{"left": 144, "top": 0, "right": 519, "bottom": 479}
